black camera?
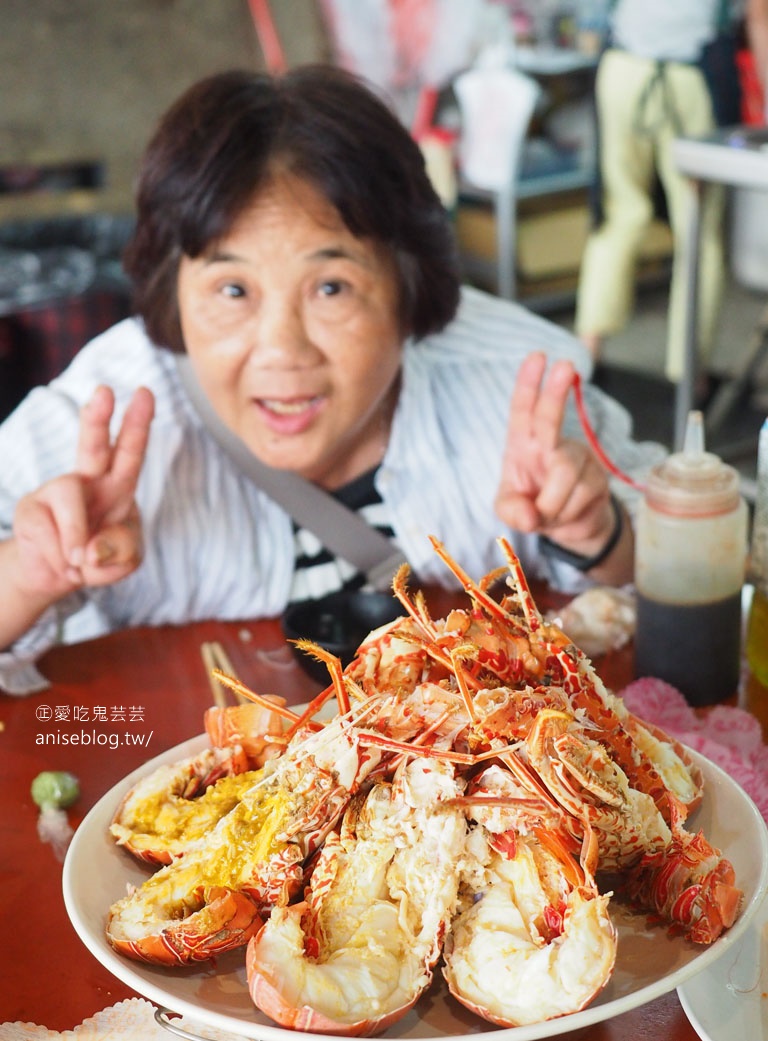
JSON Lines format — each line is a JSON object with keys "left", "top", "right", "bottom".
{"left": 281, "top": 590, "right": 403, "bottom": 684}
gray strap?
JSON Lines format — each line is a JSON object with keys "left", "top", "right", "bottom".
{"left": 175, "top": 355, "right": 407, "bottom": 588}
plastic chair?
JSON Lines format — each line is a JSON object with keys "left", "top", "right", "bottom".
{"left": 453, "top": 63, "right": 540, "bottom": 300}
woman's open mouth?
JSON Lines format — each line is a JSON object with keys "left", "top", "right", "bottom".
{"left": 260, "top": 397, "right": 321, "bottom": 415}
{"left": 256, "top": 395, "right": 324, "bottom": 435}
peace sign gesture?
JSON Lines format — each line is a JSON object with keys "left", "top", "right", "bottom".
{"left": 494, "top": 352, "right": 631, "bottom": 580}
{"left": 0, "top": 386, "right": 155, "bottom": 650}
{"left": 68, "top": 385, "right": 155, "bottom": 579}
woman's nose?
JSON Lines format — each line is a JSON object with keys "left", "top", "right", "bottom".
{"left": 247, "top": 298, "right": 318, "bottom": 366}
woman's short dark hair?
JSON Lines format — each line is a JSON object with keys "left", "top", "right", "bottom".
{"left": 123, "top": 65, "right": 461, "bottom": 352}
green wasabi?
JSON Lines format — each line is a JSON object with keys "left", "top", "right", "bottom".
{"left": 31, "top": 770, "right": 80, "bottom": 810}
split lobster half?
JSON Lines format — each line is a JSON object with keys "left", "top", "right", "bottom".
{"left": 247, "top": 757, "right": 468, "bottom": 1034}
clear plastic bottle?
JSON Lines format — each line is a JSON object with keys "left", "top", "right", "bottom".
{"left": 746, "top": 419, "right": 768, "bottom": 687}
{"left": 634, "top": 412, "right": 748, "bottom": 705}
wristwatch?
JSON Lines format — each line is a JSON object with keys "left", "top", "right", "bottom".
{"left": 539, "top": 495, "right": 624, "bottom": 573}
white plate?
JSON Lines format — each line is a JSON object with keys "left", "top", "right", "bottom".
{"left": 678, "top": 890, "right": 768, "bottom": 1041}
{"left": 64, "top": 737, "right": 768, "bottom": 1041}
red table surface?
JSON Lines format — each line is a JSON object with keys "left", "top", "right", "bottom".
{"left": 1, "top": 581, "right": 763, "bottom": 1035}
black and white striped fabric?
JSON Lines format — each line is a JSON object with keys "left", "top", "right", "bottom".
{"left": 288, "top": 466, "right": 396, "bottom": 604}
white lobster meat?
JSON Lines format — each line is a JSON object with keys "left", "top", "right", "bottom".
{"left": 246, "top": 758, "right": 468, "bottom": 1035}
{"left": 443, "top": 827, "right": 617, "bottom": 1026}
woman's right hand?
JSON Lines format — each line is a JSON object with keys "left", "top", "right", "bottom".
{"left": 10, "top": 385, "right": 155, "bottom": 604}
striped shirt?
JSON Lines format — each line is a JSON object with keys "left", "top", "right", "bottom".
{"left": 289, "top": 467, "right": 395, "bottom": 604}
{"left": 0, "top": 285, "right": 666, "bottom": 694}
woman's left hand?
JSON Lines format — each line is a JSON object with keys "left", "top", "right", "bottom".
{"left": 494, "top": 351, "right": 632, "bottom": 580}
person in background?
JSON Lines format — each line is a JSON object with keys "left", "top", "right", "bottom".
{"left": 0, "top": 65, "right": 664, "bottom": 695}
{"left": 575, "top": 0, "right": 768, "bottom": 391}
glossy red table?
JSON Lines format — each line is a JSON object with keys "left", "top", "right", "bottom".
{"left": 1, "top": 584, "right": 761, "bottom": 1035}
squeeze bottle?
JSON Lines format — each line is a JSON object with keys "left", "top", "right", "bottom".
{"left": 634, "top": 412, "right": 748, "bottom": 705}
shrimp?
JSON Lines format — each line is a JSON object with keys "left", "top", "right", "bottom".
{"left": 423, "top": 538, "right": 699, "bottom": 830}
{"left": 204, "top": 697, "right": 288, "bottom": 766}
{"left": 521, "top": 708, "right": 673, "bottom": 874}
{"left": 103, "top": 533, "right": 741, "bottom": 1014}
{"left": 623, "top": 828, "right": 743, "bottom": 943}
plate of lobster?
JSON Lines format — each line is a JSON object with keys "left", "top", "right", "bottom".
{"left": 63, "top": 537, "right": 768, "bottom": 1040}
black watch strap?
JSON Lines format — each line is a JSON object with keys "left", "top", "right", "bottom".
{"left": 539, "top": 495, "right": 624, "bottom": 573}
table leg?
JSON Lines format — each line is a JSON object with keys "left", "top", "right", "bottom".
{"left": 705, "top": 303, "right": 768, "bottom": 439}
{"left": 495, "top": 183, "right": 516, "bottom": 301}
{"left": 675, "top": 177, "right": 704, "bottom": 449}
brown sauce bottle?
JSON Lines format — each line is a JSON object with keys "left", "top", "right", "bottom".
{"left": 634, "top": 413, "right": 747, "bottom": 706}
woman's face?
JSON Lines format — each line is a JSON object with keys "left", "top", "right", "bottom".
{"left": 177, "top": 175, "right": 404, "bottom": 489}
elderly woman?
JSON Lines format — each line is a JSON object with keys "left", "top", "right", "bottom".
{"left": 0, "top": 65, "right": 662, "bottom": 694}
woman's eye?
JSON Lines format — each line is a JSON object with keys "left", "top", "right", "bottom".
{"left": 220, "top": 282, "right": 246, "bottom": 298}
{"left": 318, "top": 279, "right": 344, "bottom": 298}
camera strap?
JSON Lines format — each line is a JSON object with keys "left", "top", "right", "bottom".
{"left": 175, "top": 355, "right": 407, "bottom": 590}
